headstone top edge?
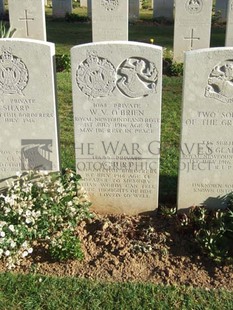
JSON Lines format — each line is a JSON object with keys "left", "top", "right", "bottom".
{"left": 0, "top": 38, "right": 55, "bottom": 48}
{"left": 70, "top": 41, "right": 163, "bottom": 52}
{"left": 185, "top": 46, "right": 233, "bottom": 57}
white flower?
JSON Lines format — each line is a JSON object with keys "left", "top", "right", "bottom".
{"left": 8, "top": 224, "right": 15, "bottom": 232}
{"left": 10, "top": 241, "right": 16, "bottom": 248}
{"left": 16, "top": 171, "right": 22, "bottom": 177}
{"left": 5, "top": 250, "right": 10, "bottom": 256}
{"left": 22, "top": 251, "right": 28, "bottom": 257}
{"left": 0, "top": 231, "right": 5, "bottom": 237}
{"left": 26, "top": 210, "right": 32, "bottom": 216}
{"left": 28, "top": 248, "right": 33, "bottom": 254}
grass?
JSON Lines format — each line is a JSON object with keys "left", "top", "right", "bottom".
{"left": 0, "top": 6, "right": 231, "bottom": 309}
{"left": 0, "top": 273, "right": 233, "bottom": 310}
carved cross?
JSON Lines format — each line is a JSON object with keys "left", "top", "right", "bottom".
{"left": 19, "top": 10, "right": 34, "bottom": 37}
{"left": 184, "top": 28, "right": 200, "bottom": 49}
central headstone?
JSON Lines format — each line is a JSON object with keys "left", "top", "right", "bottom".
{"left": 215, "top": 0, "right": 228, "bottom": 22}
{"left": 225, "top": 0, "right": 233, "bottom": 46}
{"left": 153, "top": 0, "right": 174, "bottom": 21}
{"left": 92, "top": 0, "right": 128, "bottom": 42}
{"left": 52, "top": 0, "right": 72, "bottom": 18}
{"left": 8, "top": 0, "right": 46, "bottom": 41}
{"left": 0, "top": 39, "right": 60, "bottom": 186}
{"left": 173, "top": 0, "right": 213, "bottom": 63}
{"left": 178, "top": 47, "right": 233, "bottom": 210}
{"left": 71, "top": 41, "right": 162, "bottom": 215}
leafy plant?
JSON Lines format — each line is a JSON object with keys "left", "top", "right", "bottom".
{"left": 0, "top": 169, "right": 92, "bottom": 269}
{"left": 0, "top": 21, "right": 16, "bottom": 38}
{"left": 176, "top": 203, "right": 233, "bottom": 263}
{"left": 65, "top": 12, "right": 89, "bottom": 23}
{"left": 56, "top": 54, "right": 71, "bottom": 72}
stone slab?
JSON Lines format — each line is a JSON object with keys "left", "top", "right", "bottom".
{"left": 71, "top": 41, "right": 162, "bottom": 215}
{"left": 0, "top": 39, "right": 60, "bottom": 186}
{"left": 226, "top": 0, "right": 233, "bottom": 46}
{"left": 92, "top": 0, "right": 128, "bottom": 42}
{"left": 0, "top": 0, "right": 4, "bottom": 16}
{"left": 80, "top": 0, "right": 87, "bottom": 7}
{"left": 52, "top": 0, "right": 72, "bottom": 18}
{"left": 153, "top": 0, "right": 174, "bottom": 20}
{"left": 8, "top": 0, "right": 46, "bottom": 41}
{"left": 173, "top": 0, "right": 213, "bottom": 63}
{"left": 178, "top": 47, "right": 233, "bottom": 210}
{"left": 129, "top": 0, "right": 140, "bottom": 21}
{"left": 215, "top": 0, "right": 228, "bottom": 22}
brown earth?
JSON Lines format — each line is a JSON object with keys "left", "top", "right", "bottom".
{"left": 1, "top": 212, "right": 233, "bottom": 291}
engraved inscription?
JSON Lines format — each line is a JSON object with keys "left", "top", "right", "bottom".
{"left": 205, "top": 60, "right": 233, "bottom": 103}
{"left": 76, "top": 52, "right": 116, "bottom": 99}
{"left": 117, "top": 57, "right": 158, "bottom": 99}
{"left": 0, "top": 48, "right": 29, "bottom": 95}
{"left": 101, "top": 0, "right": 119, "bottom": 11}
{"left": 185, "top": 0, "right": 203, "bottom": 14}
{"left": 21, "top": 139, "right": 53, "bottom": 170}
{"left": 184, "top": 28, "right": 200, "bottom": 49}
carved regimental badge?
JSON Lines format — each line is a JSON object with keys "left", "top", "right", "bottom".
{"left": 117, "top": 57, "right": 158, "bottom": 99}
{"left": 76, "top": 52, "right": 116, "bottom": 99}
{"left": 185, "top": 0, "right": 203, "bottom": 14}
{"left": 0, "top": 48, "right": 29, "bottom": 95}
{"left": 205, "top": 60, "right": 233, "bottom": 103}
{"left": 101, "top": 0, "right": 119, "bottom": 11}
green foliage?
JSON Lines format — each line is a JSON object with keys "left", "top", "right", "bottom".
{"left": 55, "top": 54, "right": 71, "bottom": 72}
{"left": 0, "top": 169, "right": 92, "bottom": 269}
{"left": 49, "top": 229, "right": 83, "bottom": 261}
{"left": 0, "top": 22, "right": 16, "bottom": 38}
{"left": 176, "top": 203, "right": 233, "bottom": 263}
{"left": 0, "top": 273, "right": 233, "bottom": 310}
{"left": 65, "top": 12, "right": 89, "bottom": 23}
{"left": 162, "top": 48, "right": 184, "bottom": 76}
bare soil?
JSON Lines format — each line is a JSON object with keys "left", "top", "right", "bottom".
{"left": 1, "top": 212, "right": 233, "bottom": 290}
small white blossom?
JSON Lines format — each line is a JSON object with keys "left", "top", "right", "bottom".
{"left": 5, "top": 250, "right": 10, "bottom": 256}
{"left": 8, "top": 224, "right": 15, "bottom": 232}
{"left": 0, "top": 231, "right": 5, "bottom": 237}
{"left": 22, "top": 251, "right": 28, "bottom": 257}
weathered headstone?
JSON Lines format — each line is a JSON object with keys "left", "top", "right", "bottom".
{"left": 92, "top": 0, "right": 128, "bottom": 42}
{"left": 215, "top": 0, "right": 228, "bottom": 22}
{"left": 129, "top": 0, "right": 140, "bottom": 21}
{"left": 0, "top": 0, "right": 4, "bottom": 17}
{"left": 153, "top": 0, "right": 174, "bottom": 21}
{"left": 178, "top": 47, "right": 233, "bottom": 210}
{"left": 8, "top": 0, "right": 46, "bottom": 41}
{"left": 173, "top": 0, "right": 213, "bottom": 63}
{"left": 0, "top": 39, "right": 60, "bottom": 186}
{"left": 52, "top": 0, "right": 72, "bottom": 18}
{"left": 225, "top": 0, "right": 233, "bottom": 46}
{"left": 71, "top": 41, "right": 162, "bottom": 215}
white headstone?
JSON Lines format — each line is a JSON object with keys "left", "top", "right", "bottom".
{"left": 0, "top": 39, "right": 60, "bottom": 186}
{"left": 92, "top": 0, "right": 128, "bottom": 42}
{"left": 71, "top": 41, "right": 162, "bottom": 215}
{"left": 173, "top": 0, "right": 213, "bottom": 63}
{"left": 52, "top": 0, "right": 72, "bottom": 18}
{"left": 80, "top": 0, "right": 87, "bottom": 7}
{"left": 178, "top": 47, "right": 233, "bottom": 210}
{"left": 8, "top": 0, "right": 46, "bottom": 41}
{"left": 153, "top": 0, "right": 174, "bottom": 20}
{"left": 225, "top": 0, "right": 233, "bottom": 46}
{"left": 129, "top": 0, "right": 140, "bottom": 21}
{"left": 0, "top": 0, "right": 4, "bottom": 16}
{"left": 215, "top": 0, "right": 228, "bottom": 22}
{"left": 87, "top": 0, "right": 91, "bottom": 18}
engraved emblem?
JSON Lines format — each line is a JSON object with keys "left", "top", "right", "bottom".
{"left": 117, "top": 57, "right": 158, "bottom": 98}
{"left": 76, "top": 52, "right": 116, "bottom": 99}
{"left": 185, "top": 0, "right": 203, "bottom": 14}
{"left": 205, "top": 60, "right": 233, "bottom": 103}
{"left": 0, "top": 48, "right": 29, "bottom": 95}
{"left": 101, "top": 0, "right": 119, "bottom": 11}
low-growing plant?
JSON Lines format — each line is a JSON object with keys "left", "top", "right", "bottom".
{"left": 0, "top": 21, "right": 16, "bottom": 38}
{"left": 65, "top": 12, "right": 89, "bottom": 23}
{"left": 56, "top": 54, "right": 71, "bottom": 72}
{"left": 0, "top": 169, "right": 92, "bottom": 269}
{"left": 162, "top": 48, "right": 184, "bottom": 76}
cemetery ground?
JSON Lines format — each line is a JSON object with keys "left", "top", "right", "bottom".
{"left": 1, "top": 7, "right": 233, "bottom": 309}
